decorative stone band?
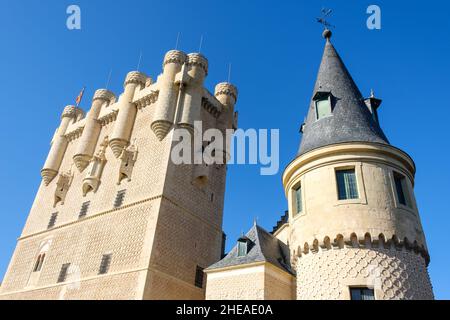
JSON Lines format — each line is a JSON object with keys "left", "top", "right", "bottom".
{"left": 135, "top": 90, "right": 159, "bottom": 110}
{"left": 92, "top": 89, "right": 115, "bottom": 103}
{"left": 298, "top": 232, "right": 430, "bottom": 266}
{"left": 98, "top": 110, "right": 118, "bottom": 126}
{"left": 123, "top": 71, "right": 147, "bottom": 87}
{"left": 65, "top": 126, "right": 84, "bottom": 142}
{"left": 163, "top": 50, "right": 187, "bottom": 67}
{"left": 186, "top": 53, "right": 209, "bottom": 75}
{"left": 202, "top": 97, "right": 221, "bottom": 118}
{"left": 215, "top": 82, "right": 238, "bottom": 101}
{"left": 61, "top": 105, "right": 84, "bottom": 120}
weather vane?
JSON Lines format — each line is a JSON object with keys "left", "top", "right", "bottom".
{"left": 316, "top": 8, "right": 335, "bottom": 29}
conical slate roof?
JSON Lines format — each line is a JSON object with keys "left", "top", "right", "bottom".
{"left": 298, "top": 32, "right": 389, "bottom": 156}
{"left": 206, "top": 224, "right": 293, "bottom": 274}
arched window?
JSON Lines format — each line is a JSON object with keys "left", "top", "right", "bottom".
{"left": 33, "top": 254, "right": 46, "bottom": 272}
{"left": 32, "top": 241, "right": 51, "bottom": 273}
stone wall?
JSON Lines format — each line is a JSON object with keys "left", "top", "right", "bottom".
{"left": 296, "top": 247, "right": 433, "bottom": 300}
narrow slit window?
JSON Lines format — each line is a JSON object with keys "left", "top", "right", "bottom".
{"left": 47, "top": 212, "right": 58, "bottom": 229}
{"left": 294, "top": 185, "right": 303, "bottom": 215}
{"left": 195, "top": 266, "right": 204, "bottom": 288}
{"left": 57, "top": 263, "right": 70, "bottom": 283}
{"left": 350, "top": 287, "right": 375, "bottom": 300}
{"left": 33, "top": 254, "right": 46, "bottom": 272}
{"left": 394, "top": 172, "right": 409, "bottom": 207}
{"left": 336, "top": 169, "right": 359, "bottom": 200}
{"left": 98, "top": 254, "right": 112, "bottom": 275}
{"left": 114, "top": 190, "right": 126, "bottom": 208}
{"left": 78, "top": 201, "right": 90, "bottom": 219}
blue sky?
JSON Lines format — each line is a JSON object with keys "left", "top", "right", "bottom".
{"left": 0, "top": 0, "right": 449, "bottom": 299}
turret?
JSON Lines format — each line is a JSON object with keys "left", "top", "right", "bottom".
{"left": 178, "top": 53, "right": 208, "bottom": 130}
{"left": 283, "top": 30, "right": 433, "bottom": 300}
{"left": 151, "top": 50, "right": 186, "bottom": 140}
{"left": 109, "top": 71, "right": 147, "bottom": 157}
{"left": 215, "top": 82, "right": 238, "bottom": 126}
{"left": 214, "top": 82, "right": 238, "bottom": 111}
{"left": 73, "top": 89, "right": 115, "bottom": 171}
{"left": 41, "top": 105, "right": 83, "bottom": 185}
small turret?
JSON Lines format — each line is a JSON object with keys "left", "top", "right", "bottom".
{"left": 151, "top": 50, "right": 186, "bottom": 140}
{"left": 73, "top": 89, "right": 115, "bottom": 171}
{"left": 109, "top": 71, "right": 147, "bottom": 157}
{"left": 214, "top": 82, "right": 238, "bottom": 111}
{"left": 178, "top": 53, "right": 208, "bottom": 130}
{"left": 364, "top": 89, "right": 382, "bottom": 124}
{"left": 41, "top": 105, "right": 83, "bottom": 185}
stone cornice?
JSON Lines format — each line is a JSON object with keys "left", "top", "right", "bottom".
{"left": 283, "top": 142, "right": 416, "bottom": 194}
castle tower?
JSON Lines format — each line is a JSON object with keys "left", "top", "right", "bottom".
{"left": 282, "top": 30, "right": 433, "bottom": 300}
{"left": 0, "top": 50, "right": 237, "bottom": 300}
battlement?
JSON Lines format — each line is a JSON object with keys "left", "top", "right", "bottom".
{"left": 163, "top": 50, "right": 187, "bottom": 67}
{"left": 61, "top": 105, "right": 84, "bottom": 120}
{"left": 93, "top": 89, "right": 115, "bottom": 103}
{"left": 39, "top": 49, "right": 237, "bottom": 186}
{"left": 124, "top": 71, "right": 148, "bottom": 88}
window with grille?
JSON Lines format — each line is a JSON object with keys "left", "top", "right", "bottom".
{"left": 294, "top": 184, "right": 303, "bottom": 215}
{"left": 195, "top": 266, "right": 204, "bottom": 288}
{"left": 336, "top": 169, "right": 359, "bottom": 200}
{"left": 47, "top": 212, "right": 58, "bottom": 229}
{"left": 394, "top": 172, "right": 409, "bottom": 207}
{"left": 78, "top": 201, "right": 91, "bottom": 219}
{"left": 114, "top": 190, "right": 126, "bottom": 208}
{"left": 350, "top": 287, "right": 375, "bottom": 300}
{"left": 57, "top": 263, "right": 70, "bottom": 283}
{"left": 98, "top": 254, "right": 112, "bottom": 275}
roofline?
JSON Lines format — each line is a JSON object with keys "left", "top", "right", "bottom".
{"left": 205, "top": 261, "right": 296, "bottom": 278}
{"left": 205, "top": 261, "right": 266, "bottom": 273}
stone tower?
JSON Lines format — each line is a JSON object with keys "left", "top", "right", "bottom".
{"left": 0, "top": 50, "right": 238, "bottom": 300}
{"left": 282, "top": 30, "right": 433, "bottom": 300}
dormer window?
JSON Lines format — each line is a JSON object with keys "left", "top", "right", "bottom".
{"left": 237, "top": 236, "right": 252, "bottom": 257}
{"left": 314, "top": 91, "right": 332, "bottom": 120}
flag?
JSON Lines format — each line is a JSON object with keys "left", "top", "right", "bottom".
{"left": 75, "top": 87, "right": 85, "bottom": 107}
